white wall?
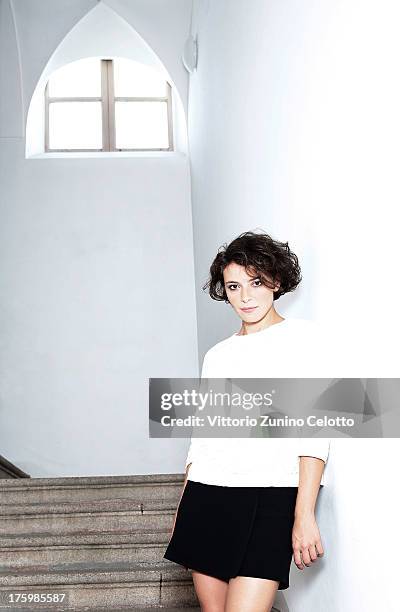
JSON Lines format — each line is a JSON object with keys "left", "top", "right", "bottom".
{"left": 0, "top": 0, "right": 196, "bottom": 477}
{"left": 188, "top": 1, "right": 399, "bottom": 610}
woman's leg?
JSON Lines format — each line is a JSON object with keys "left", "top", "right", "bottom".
{"left": 224, "top": 576, "right": 279, "bottom": 612}
{"left": 191, "top": 570, "right": 229, "bottom": 612}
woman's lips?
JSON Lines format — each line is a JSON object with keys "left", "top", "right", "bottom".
{"left": 241, "top": 306, "right": 257, "bottom": 312}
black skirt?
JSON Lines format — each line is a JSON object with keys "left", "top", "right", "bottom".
{"left": 163, "top": 479, "right": 299, "bottom": 590}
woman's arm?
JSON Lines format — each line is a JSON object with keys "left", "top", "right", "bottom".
{"left": 292, "top": 456, "right": 325, "bottom": 570}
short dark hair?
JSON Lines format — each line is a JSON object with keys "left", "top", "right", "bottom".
{"left": 203, "top": 230, "right": 302, "bottom": 302}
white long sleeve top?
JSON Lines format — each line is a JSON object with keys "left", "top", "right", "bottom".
{"left": 185, "top": 318, "right": 330, "bottom": 487}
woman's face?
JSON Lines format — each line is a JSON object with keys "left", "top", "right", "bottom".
{"left": 222, "top": 262, "right": 280, "bottom": 322}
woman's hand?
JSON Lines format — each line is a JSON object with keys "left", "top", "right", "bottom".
{"left": 292, "top": 512, "right": 324, "bottom": 570}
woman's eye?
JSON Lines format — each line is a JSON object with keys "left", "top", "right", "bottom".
{"left": 227, "top": 281, "right": 262, "bottom": 290}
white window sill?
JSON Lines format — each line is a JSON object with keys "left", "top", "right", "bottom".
{"left": 27, "top": 151, "right": 187, "bottom": 160}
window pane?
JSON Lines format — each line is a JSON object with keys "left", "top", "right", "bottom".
{"left": 48, "top": 58, "right": 101, "bottom": 97}
{"left": 115, "top": 101, "right": 169, "bottom": 149}
{"left": 49, "top": 102, "right": 102, "bottom": 149}
{"left": 113, "top": 58, "right": 167, "bottom": 97}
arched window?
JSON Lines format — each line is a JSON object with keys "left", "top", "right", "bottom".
{"left": 44, "top": 57, "right": 173, "bottom": 152}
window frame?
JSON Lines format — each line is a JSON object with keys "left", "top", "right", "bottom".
{"left": 44, "top": 58, "right": 173, "bottom": 153}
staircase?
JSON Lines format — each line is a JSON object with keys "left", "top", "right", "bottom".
{"left": 0, "top": 474, "right": 199, "bottom": 610}
{"left": 0, "top": 474, "right": 283, "bottom": 611}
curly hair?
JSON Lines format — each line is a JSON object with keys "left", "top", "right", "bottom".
{"left": 202, "top": 230, "right": 302, "bottom": 302}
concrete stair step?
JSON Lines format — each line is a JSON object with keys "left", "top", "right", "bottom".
{"left": 0, "top": 528, "right": 172, "bottom": 568}
{"left": 0, "top": 604, "right": 278, "bottom": 612}
{"left": 0, "top": 527, "right": 171, "bottom": 548}
{"left": 0, "top": 504, "right": 175, "bottom": 535}
{"left": 0, "top": 560, "right": 197, "bottom": 608}
{"left": 0, "top": 559, "right": 188, "bottom": 586}
{"left": 0, "top": 498, "right": 180, "bottom": 517}
{"left": 1, "top": 499, "right": 139, "bottom": 516}
{"left": 0, "top": 605, "right": 200, "bottom": 612}
{"left": 0, "top": 475, "right": 184, "bottom": 505}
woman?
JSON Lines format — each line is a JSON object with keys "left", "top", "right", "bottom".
{"left": 163, "top": 230, "right": 330, "bottom": 612}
